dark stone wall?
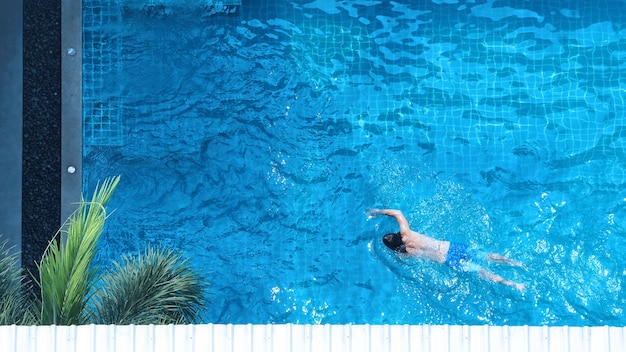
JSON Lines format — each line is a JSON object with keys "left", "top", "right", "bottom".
{"left": 22, "top": 1, "right": 62, "bottom": 278}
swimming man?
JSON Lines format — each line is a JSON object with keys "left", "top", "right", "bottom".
{"left": 367, "top": 208, "right": 526, "bottom": 292}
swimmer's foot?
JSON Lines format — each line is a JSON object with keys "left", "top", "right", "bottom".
{"left": 508, "top": 259, "right": 523, "bottom": 268}
{"left": 514, "top": 283, "right": 527, "bottom": 292}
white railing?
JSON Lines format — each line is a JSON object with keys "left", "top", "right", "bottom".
{"left": 1, "top": 324, "right": 625, "bottom": 352}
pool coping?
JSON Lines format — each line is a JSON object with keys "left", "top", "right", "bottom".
{"left": 1, "top": 324, "right": 625, "bottom": 351}
{"left": 0, "top": 0, "right": 23, "bottom": 262}
{"left": 60, "top": 0, "right": 83, "bottom": 224}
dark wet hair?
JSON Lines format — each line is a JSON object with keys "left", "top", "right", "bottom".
{"left": 383, "top": 232, "right": 407, "bottom": 253}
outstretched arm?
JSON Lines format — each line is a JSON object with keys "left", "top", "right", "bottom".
{"left": 366, "top": 208, "right": 411, "bottom": 237}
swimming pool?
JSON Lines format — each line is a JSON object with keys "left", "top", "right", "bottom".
{"left": 82, "top": 0, "right": 626, "bottom": 325}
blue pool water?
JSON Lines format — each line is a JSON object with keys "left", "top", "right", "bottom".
{"left": 82, "top": 0, "right": 626, "bottom": 325}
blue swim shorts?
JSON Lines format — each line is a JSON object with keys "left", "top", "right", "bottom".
{"left": 444, "top": 242, "right": 475, "bottom": 272}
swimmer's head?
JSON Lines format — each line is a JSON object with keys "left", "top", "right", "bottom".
{"left": 383, "top": 232, "right": 407, "bottom": 253}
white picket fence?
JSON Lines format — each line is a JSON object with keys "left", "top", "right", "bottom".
{"left": 1, "top": 324, "right": 625, "bottom": 352}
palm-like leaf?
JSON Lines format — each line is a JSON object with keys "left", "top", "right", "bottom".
{"left": 93, "top": 245, "right": 207, "bottom": 325}
{"left": 0, "top": 237, "right": 36, "bottom": 325}
{"left": 36, "top": 176, "right": 120, "bottom": 325}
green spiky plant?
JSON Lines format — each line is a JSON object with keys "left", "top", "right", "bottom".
{"left": 92, "top": 245, "right": 207, "bottom": 325}
{"left": 36, "top": 176, "right": 120, "bottom": 325}
{"left": 5, "top": 175, "right": 207, "bottom": 325}
{"left": 0, "top": 237, "right": 36, "bottom": 325}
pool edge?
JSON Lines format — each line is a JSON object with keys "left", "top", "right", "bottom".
{"left": 0, "top": 0, "right": 23, "bottom": 263}
{"left": 61, "top": 0, "right": 83, "bottom": 223}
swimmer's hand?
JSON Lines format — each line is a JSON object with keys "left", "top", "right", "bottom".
{"left": 366, "top": 208, "right": 383, "bottom": 219}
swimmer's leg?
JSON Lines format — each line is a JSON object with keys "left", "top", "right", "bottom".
{"left": 486, "top": 253, "right": 523, "bottom": 267}
{"left": 478, "top": 268, "right": 526, "bottom": 292}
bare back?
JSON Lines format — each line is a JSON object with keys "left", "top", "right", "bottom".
{"left": 401, "top": 230, "right": 450, "bottom": 263}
